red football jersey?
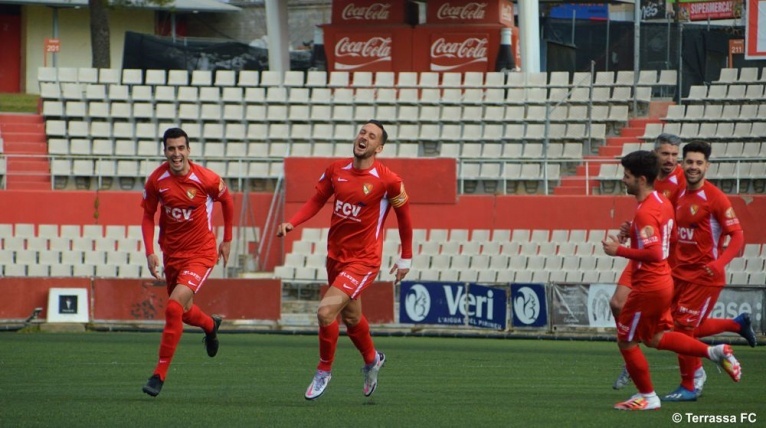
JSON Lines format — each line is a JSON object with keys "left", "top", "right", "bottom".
{"left": 673, "top": 181, "right": 742, "bottom": 286}
{"left": 141, "top": 161, "right": 228, "bottom": 263}
{"left": 315, "top": 159, "right": 408, "bottom": 267}
{"left": 627, "top": 191, "right": 675, "bottom": 292}
{"left": 654, "top": 164, "right": 686, "bottom": 206}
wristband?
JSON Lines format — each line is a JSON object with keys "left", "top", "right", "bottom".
{"left": 395, "top": 258, "right": 412, "bottom": 269}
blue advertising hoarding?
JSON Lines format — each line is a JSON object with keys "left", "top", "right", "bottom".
{"left": 399, "top": 281, "right": 507, "bottom": 330}
{"left": 511, "top": 283, "right": 548, "bottom": 328}
{"left": 548, "top": 3, "right": 609, "bottom": 20}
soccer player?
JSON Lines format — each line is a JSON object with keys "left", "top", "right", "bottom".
{"left": 602, "top": 150, "right": 741, "bottom": 411}
{"left": 140, "top": 127, "right": 234, "bottom": 397}
{"left": 276, "top": 120, "right": 413, "bottom": 400}
{"left": 662, "top": 141, "right": 755, "bottom": 402}
{"left": 612, "top": 134, "right": 686, "bottom": 389}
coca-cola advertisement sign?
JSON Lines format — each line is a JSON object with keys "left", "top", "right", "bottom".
{"left": 427, "top": 0, "right": 514, "bottom": 26}
{"left": 323, "top": 25, "right": 413, "bottom": 72}
{"left": 332, "top": 0, "right": 417, "bottom": 25}
{"left": 334, "top": 34, "right": 393, "bottom": 70}
{"left": 430, "top": 33, "right": 489, "bottom": 71}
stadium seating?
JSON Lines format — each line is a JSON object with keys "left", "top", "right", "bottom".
{"left": 30, "top": 65, "right": 766, "bottom": 199}
{"left": 35, "top": 68, "right": 692, "bottom": 193}
{"left": 273, "top": 227, "right": 765, "bottom": 286}
{"left": 0, "top": 223, "right": 260, "bottom": 279}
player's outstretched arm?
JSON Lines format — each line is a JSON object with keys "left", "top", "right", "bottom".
{"left": 276, "top": 192, "right": 329, "bottom": 237}
{"left": 276, "top": 223, "right": 294, "bottom": 237}
{"left": 390, "top": 201, "right": 413, "bottom": 283}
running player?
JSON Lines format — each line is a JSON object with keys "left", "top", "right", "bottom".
{"left": 662, "top": 141, "right": 754, "bottom": 402}
{"left": 602, "top": 150, "right": 741, "bottom": 411}
{"left": 141, "top": 127, "right": 234, "bottom": 397}
{"left": 276, "top": 120, "right": 413, "bottom": 400}
{"left": 612, "top": 133, "right": 685, "bottom": 389}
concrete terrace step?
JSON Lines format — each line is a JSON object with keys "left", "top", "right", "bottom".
{"left": 619, "top": 127, "right": 646, "bottom": 138}
{"left": 5, "top": 180, "right": 51, "bottom": 191}
{"left": 0, "top": 113, "right": 51, "bottom": 190}
{"left": 599, "top": 145, "right": 623, "bottom": 157}
{"left": 628, "top": 117, "right": 663, "bottom": 128}
{"left": 0, "top": 123, "right": 45, "bottom": 133}
{"left": 0, "top": 113, "right": 43, "bottom": 125}
{"left": 3, "top": 141, "right": 48, "bottom": 154}
{"left": 7, "top": 159, "right": 49, "bottom": 173}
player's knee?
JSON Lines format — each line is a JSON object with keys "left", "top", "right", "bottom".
{"left": 341, "top": 313, "right": 360, "bottom": 327}
{"left": 316, "top": 306, "right": 337, "bottom": 326}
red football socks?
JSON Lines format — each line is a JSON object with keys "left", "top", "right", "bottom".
{"left": 695, "top": 318, "right": 739, "bottom": 338}
{"left": 657, "top": 331, "right": 710, "bottom": 357}
{"left": 620, "top": 346, "right": 653, "bottom": 394}
{"left": 154, "top": 299, "right": 184, "bottom": 381}
{"left": 347, "top": 316, "right": 376, "bottom": 365}
{"left": 317, "top": 320, "right": 339, "bottom": 372}
{"left": 182, "top": 304, "right": 214, "bottom": 333}
{"left": 674, "top": 329, "right": 699, "bottom": 391}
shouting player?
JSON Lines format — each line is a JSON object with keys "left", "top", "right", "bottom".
{"left": 277, "top": 120, "right": 413, "bottom": 400}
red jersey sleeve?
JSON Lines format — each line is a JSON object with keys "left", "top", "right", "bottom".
{"left": 711, "top": 193, "right": 742, "bottom": 235}
{"left": 616, "top": 210, "right": 665, "bottom": 263}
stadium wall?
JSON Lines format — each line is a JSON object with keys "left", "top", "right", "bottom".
{"left": 22, "top": 6, "right": 154, "bottom": 93}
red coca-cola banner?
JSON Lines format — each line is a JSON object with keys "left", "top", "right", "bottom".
{"left": 323, "top": 24, "right": 413, "bottom": 72}
{"left": 412, "top": 25, "right": 502, "bottom": 72}
{"left": 426, "top": 0, "right": 514, "bottom": 26}
{"left": 332, "top": 0, "right": 418, "bottom": 25}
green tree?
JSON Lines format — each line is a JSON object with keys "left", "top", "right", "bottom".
{"left": 89, "top": 0, "right": 111, "bottom": 68}
{"left": 88, "top": 0, "right": 173, "bottom": 68}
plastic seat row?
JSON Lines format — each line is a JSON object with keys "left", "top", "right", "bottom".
{"left": 37, "top": 68, "right": 678, "bottom": 91}
{"left": 712, "top": 67, "right": 766, "bottom": 85}
{"left": 39, "top": 81, "right": 651, "bottom": 111}
{"left": 664, "top": 103, "right": 766, "bottom": 123}
{"left": 621, "top": 142, "right": 765, "bottom": 159}
{"left": 44, "top": 102, "right": 627, "bottom": 134}
{"left": 684, "top": 84, "right": 766, "bottom": 103}
{"left": 640, "top": 121, "right": 766, "bottom": 141}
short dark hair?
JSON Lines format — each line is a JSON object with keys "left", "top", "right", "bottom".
{"left": 621, "top": 150, "right": 660, "bottom": 185}
{"left": 682, "top": 140, "right": 712, "bottom": 161}
{"left": 366, "top": 119, "right": 388, "bottom": 145}
{"left": 654, "top": 133, "right": 681, "bottom": 149}
{"left": 162, "top": 127, "right": 189, "bottom": 149}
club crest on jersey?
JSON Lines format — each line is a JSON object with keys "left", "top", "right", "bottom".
{"left": 725, "top": 207, "right": 736, "bottom": 218}
{"left": 690, "top": 204, "right": 699, "bottom": 215}
{"left": 363, "top": 183, "right": 373, "bottom": 195}
{"left": 663, "top": 190, "right": 671, "bottom": 198}
{"left": 186, "top": 188, "right": 197, "bottom": 200}
{"left": 640, "top": 225, "right": 655, "bottom": 239}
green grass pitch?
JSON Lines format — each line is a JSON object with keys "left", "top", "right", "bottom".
{"left": 0, "top": 332, "right": 762, "bottom": 427}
